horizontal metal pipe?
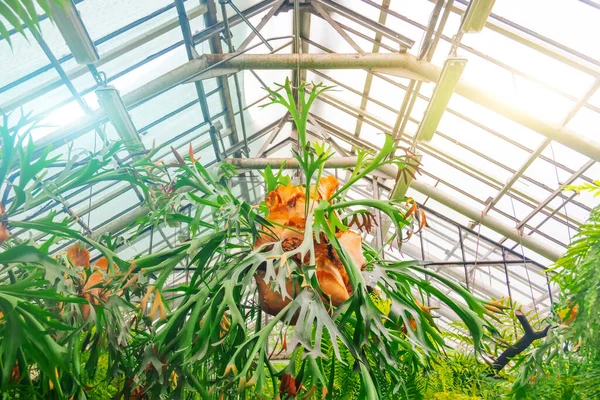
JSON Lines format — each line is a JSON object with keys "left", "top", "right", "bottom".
{"left": 37, "top": 50, "right": 599, "bottom": 163}
{"left": 90, "top": 204, "right": 149, "bottom": 241}
{"left": 205, "top": 52, "right": 600, "bottom": 162}
{"left": 225, "top": 156, "right": 563, "bottom": 261}
{"left": 202, "top": 52, "right": 423, "bottom": 71}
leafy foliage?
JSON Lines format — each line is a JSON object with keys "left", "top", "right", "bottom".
{"left": 0, "top": 0, "right": 67, "bottom": 45}
{"left": 0, "top": 80, "right": 506, "bottom": 399}
{"left": 505, "top": 181, "right": 600, "bottom": 399}
{"left": 446, "top": 297, "right": 547, "bottom": 360}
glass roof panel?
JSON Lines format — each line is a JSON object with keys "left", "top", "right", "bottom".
{"left": 492, "top": 0, "right": 600, "bottom": 61}
{"left": 590, "top": 86, "right": 600, "bottom": 108}
{"left": 0, "top": 32, "right": 49, "bottom": 86}
{"left": 460, "top": 28, "right": 595, "bottom": 99}
{"left": 78, "top": 0, "right": 173, "bottom": 44}
{"left": 4, "top": 0, "right": 599, "bottom": 322}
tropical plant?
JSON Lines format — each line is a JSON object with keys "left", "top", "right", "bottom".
{"left": 0, "top": 0, "right": 67, "bottom": 45}
{"left": 446, "top": 297, "right": 549, "bottom": 365}
{"left": 420, "top": 352, "right": 509, "bottom": 400}
{"left": 0, "top": 79, "right": 503, "bottom": 399}
{"left": 0, "top": 112, "right": 164, "bottom": 397}
{"left": 125, "top": 79, "right": 501, "bottom": 399}
{"left": 508, "top": 180, "right": 600, "bottom": 399}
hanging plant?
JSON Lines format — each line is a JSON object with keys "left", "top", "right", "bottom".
{"left": 0, "top": 115, "right": 161, "bottom": 397}
{"left": 0, "top": 80, "right": 500, "bottom": 398}
{"left": 132, "top": 79, "right": 498, "bottom": 399}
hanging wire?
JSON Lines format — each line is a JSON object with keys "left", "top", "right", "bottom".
{"left": 469, "top": 223, "right": 482, "bottom": 290}
{"left": 509, "top": 195, "right": 540, "bottom": 318}
{"left": 549, "top": 142, "right": 573, "bottom": 242}
{"left": 509, "top": 69, "right": 552, "bottom": 321}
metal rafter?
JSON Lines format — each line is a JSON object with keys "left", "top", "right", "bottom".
{"left": 481, "top": 78, "right": 600, "bottom": 220}
{"left": 2, "top": 5, "right": 209, "bottom": 113}
{"left": 352, "top": 0, "right": 390, "bottom": 153}
{"left": 423, "top": 0, "right": 600, "bottom": 76}
{"left": 311, "top": 2, "right": 365, "bottom": 54}
{"left": 237, "top": 0, "right": 286, "bottom": 52}
{"left": 316, "top": 0, "right": 414, "bottom": 49}
{"left": 360, "top": 0, "right": 600, "bottom": 116}
{"left": 306, "top": 83, "right": 582, "bottom": 232}
{"left": 297, "top": 38, "right": 598, "bottom": 189}
{"left": 175, "top": 0, "right": 222, "bottom": 160}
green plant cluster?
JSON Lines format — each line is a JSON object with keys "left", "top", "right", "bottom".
{"left": 0, "top": 79, "right": 503, "bottom": 399}
{"left": 505, "top": 181, "right": 600, "bottom": 399}
{"left": 2, "top": 10, "right": 597, "bottom": 392}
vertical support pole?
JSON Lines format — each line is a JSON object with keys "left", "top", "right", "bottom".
{"left": 501, "top": 249, "right": 514, "bottom": 305}
{"left": 203, "top": 0, "right": 244, "bottom": 154}
{"left": 293, "top": 0, "right": 301, "bottom": 90}
{"left": 502, "top": 248, "right": 518, "bottom": 340}
{"left": 291, "top": 0, "right": 304, "bottom": 183}
{"left": 202, "top": 0, "right": 253, "bottom": 201}
{"left": 175, "top": 0, "right": 222, "bottom": 161}
{"left": 149, "top": 226, "right": 154, "bottom": 254}
{"left": 419, "top": 230, "right": 426, "bottom": 261}
{"left": 219, "top": 0, "right": 250, "bottom": 156}
{"left": 186, "top": 206, "right": 191, "bottom": 285}
{"left": 458, "top": 226, "right": 470, "bottom": 290}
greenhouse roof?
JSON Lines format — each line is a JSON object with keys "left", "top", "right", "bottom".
{"left": 2, "top": 0, "right": 600, "bottom": 322}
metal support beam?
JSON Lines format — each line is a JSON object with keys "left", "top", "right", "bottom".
{"left": 199, "top": 52, "right": 426, "bottom": 74}
{"left": 2, "top": 4, "right": 209, "bottom": 113}
{"left": 372, "top": 178, "right": 384, "bottom": 254}
{"left": 352, "top": 0, "right": 390, "bottom": 152}
{"left": 407, "top": 56, "right": 600, "bottom": 162}
{"left": 193, "top": 0, "right": 279, "bottom": 45}
{"left": 312, "top": 2, "right": 364, "bottom": 54}
{"left": 176, "top": 0, "right": 222, "bottom": 160}
{"left": 237, "top": 0, "right": 286, "bottom": 52}
{"left": 517, "top": 159, "right": 595, "bottom": 231}
{"left": 196, "top": 52, "right": 600, "bottom": 162}
{"left": 307, "top": 114, "right": 348, "bottom": 156}
{"left": 316, "top": 0, "right": 415, "bottom": 49}
{"left": 224, "top": 157, "right": 563, "bottom": 261}
{"left": 34, "top": 53, "right": 421, "bottom": 150}
{"left": 254, "top": 115, "right": 288, "bottom": 157}
{"left": 482, "top": 78, "right": 600, "bottom": 219}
